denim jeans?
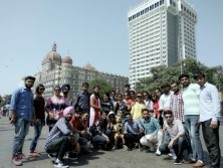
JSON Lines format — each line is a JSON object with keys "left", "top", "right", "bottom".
{"left": 159, "top": 136, "right": 187, "bottom": 160}
{"left": 12, "top": 117, "right": 30, "bottom": 157}
{"left": 30, "top": 119, "right": 45, "bottom": 152}
{"left": 184, "top": 115, "right": 203, "bottom": 160}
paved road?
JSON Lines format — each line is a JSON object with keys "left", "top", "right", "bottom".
{"left": 0, "top": 117, "right": 223, "bottom": 168}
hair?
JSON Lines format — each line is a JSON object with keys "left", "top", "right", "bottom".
{"left": 25, "top": 76, "right": 36, "bottom": 81}
{"left": 178, "top": 73, "right": 190, "bottom": 80}
{"left": 54, "top": 85, "right": 61, "bottom": 91}
{"left": 82, "top": 82, "right": 89, "bottom": 87}
{"left": 193, "top": 72, "right": 206, "bottom": 80}
{"left": 170, "top": 81, "right": 179, "bottom": 86}
{"left": 163, "top": 110, "right": 173, "bottom": 116}
{"left": 35, "top": 84, "right": 45, "bottom": 94}
{"left": 124, "top": 84, "right": 130, "bottom": 88}
{"left": 161, "top": 83, "right": 170, "bottom": 89}
{"left": 141, "top": 108, "right": 149, "bottom": 113}
{"left": 62, "top": 84, "right": 70, "bottom": 91}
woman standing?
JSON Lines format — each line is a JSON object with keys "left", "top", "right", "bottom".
{"left": 28, "top": 84, "right": 45, "bottom": 157}
{"left": 89, "top": 86, "right": 102, "bottom": 127}
{"left": 46, "top": 85, "right": 68, "bottom": 131}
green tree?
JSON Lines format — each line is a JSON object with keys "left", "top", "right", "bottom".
{"left": 135, "top": 57, "right": 223, "bottom": 92}
{"left": 89, "top": 78, "right": 113, "bottom": 96}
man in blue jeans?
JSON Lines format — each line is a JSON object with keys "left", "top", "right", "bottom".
{"left": 9, "top": 76, "right": 36, "bottom": 166}
{"left": 179, "top": 74, "right": 204, "bottom": 167}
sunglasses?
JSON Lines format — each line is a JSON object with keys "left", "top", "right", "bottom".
{"left": 39, "top": 88, "right": 45, "bottom": 91}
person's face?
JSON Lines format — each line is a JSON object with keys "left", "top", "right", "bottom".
{"left": 24, "top": 79, "right": 35, "bottom": 89}
{"left": 124, "top": 93, "right": 130, "bottom": 100}
{"left": 117, "top": 94, "right": 123, "bottom": 101}
{"left": 164, "top": 114, "right": 174, "bottom": 125}
{"left": 111, "top": 91, "right": 116, "bottom": 97}
{"left": 94, "top": 87, "right": 99, "bottom": 93}
{"left": 82, "top": 113, "right": 89, "bottom": 121}
{"left": 65, "top": 113, "right": 73, "bottom": 121}
{"left": 126, "top": 115, "right": 132, "bottom": 123}
{"left": 82, "top": 85, "right": 89, "bottom": 92}
{"left": 143, "top": 93, "right": 148, "bottom": 99}
{"left": 103, "top": 94, "right": 109, "bottom": 101}
{"left": 181, "top": 77, "right": 190, "bottom": 87}
{"left": 39, "top": 87, "right": 45, "bottom": 94}
{"left": 102, "top": 113, "right": 107, "bottom": 120}
{"left": 74, "top": 112, "right": 82, "bottom": 119}
{"left": 54, "top": 87, "right": 61, "bottom": 96}
{"left": 62, "top": 87, "right": 69, "bottom": 94}
{"left": 171, "top": 83, "right": 179, "bottom": 93}
{"left": 124, "top": 86, "right": 130, "bottom": 92}
{"left": 195, "top": 76, "right": 205, "bottom": 87}
{"left": 154, "top": 89, "right": 161, "bottom": 98}
{"left": 143, "top": 110, "right": 150, "bottom": 119}
{"left": 163, "top": 86, "right": 170, "bottom": 94}
{"left": 136, "top": 95, "right": 143, "bottom": 102}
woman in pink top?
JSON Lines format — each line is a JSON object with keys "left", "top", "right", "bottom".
{"left": 46, "top": 85, "right": 68, "bottom": 131}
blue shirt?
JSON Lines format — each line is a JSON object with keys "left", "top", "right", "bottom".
{"left": 140, "top": 117, "right": 160, "bottom": 136}
{"left": 124, "top": 120, "right": 143, "bottom": 134}
{"left": 10, "top": 87, "right": 34, "bottom": 121}
{"left": 199, "top": 82, "right": 221, "bottom": 122}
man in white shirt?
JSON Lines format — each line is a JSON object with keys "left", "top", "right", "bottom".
{"left": 194, "top": 72, "right": 221, "bottom": 168}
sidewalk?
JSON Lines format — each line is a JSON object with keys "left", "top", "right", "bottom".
{"left": 0, "top": 117, "right": 222, "bottom": 168}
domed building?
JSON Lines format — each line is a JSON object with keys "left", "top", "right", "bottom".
{"left": 34, "top": 43, "right": 128, "bottom": 99}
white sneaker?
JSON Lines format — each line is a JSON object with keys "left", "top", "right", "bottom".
{"left": 54, "top": 162, "right": 69, "bottom": 168}
{"left": 48, "top": 153, "right": 57, "bottom": 162}
{"left": 169, "top": 149, "right": 177, "bottom": 160}
{"left": 155, "top": 149, "right": 161, "bottom": 156}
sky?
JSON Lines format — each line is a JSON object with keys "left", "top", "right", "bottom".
{"left": 0, "top": 0, "right": 222, "bottom": 95}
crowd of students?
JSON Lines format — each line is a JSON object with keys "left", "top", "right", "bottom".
{"left": 8, "top": 72, "right": 221, "bottom": 168}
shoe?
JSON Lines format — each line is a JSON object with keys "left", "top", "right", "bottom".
{"left": 17, "top": 153, "right": 26, "bottom": 160}
{"left": 183, "top": 158, "right": 197, "bottom": 164}
{"left": 48, "top": 153, "right": 57, "bottom": 162}
{"left": 169, "top": 149, "right": 177, "bottom": 160}
{"left": 54, "top": 161, "right": 69, "bottom": 168}
{"left": 33, "top": 150, "right": 41, "bottom": 155}
{"left": 174, "top": 159, "right": 182, "bottom": 165}
{"left": 12, "top": 157, "right": 23, "bottom": 166}
{"left": 193, "top": 160, "right": 205, "bottom": 167}
{"left": 28, "top": 152, "right": 40, "bottom": 157}
{"left": 155, "top": 149, "right": 161, "bottom": 156}
{"left": 64, "top": 152, "right": 78, "bottom": 160}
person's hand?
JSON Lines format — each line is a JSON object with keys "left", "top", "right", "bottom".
{"left": 148, "top": 135, "right": 155, "bottom": 142}
{"left": 9, "top": 116, "right": 16, "bottom": 125}
{"left": 80, "top": 130, "right": 85, "bottom": 135}
{"left": 168, "top": 140, "right": 174, "bottom": 149}
{"left": 210, "top": 120, "right": 218, "bottom": 129}
{"left": 32, "top": 118, "right": 37, "bottom": 126}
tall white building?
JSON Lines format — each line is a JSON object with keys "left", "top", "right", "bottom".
{"left": 128, "top": 0, "right": 197, "bottom": 88}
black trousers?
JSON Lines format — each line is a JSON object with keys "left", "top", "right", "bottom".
{"left": 46, "top": 136, "right": 75, "bottom": 161}
{"left": 124, "top": 133, "right": 143, "bottom": 149}
{"left": 201, "top": 120, "right": 221, "bottom": 168}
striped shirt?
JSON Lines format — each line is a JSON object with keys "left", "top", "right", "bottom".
{"left": 170, "top": 92, "right": 184, "bottom": 122}
{"left": 182, "top": 83, "right": 200, "bottom": 115}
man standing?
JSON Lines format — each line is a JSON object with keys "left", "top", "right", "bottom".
{"left": 74, "top": 82, "right": 91, "bottom": 114}
{"left": 9, "top": 76, "right": 36, "bottom": 166}
{"left": 194, "top": 72, "right": 221, "bottom": 168}
{"left": 179, "top": 74, "right": 204, "bottom": 167}
{"left": 61, "top": 84, "right": 72, "bottom": 106}
{"left": 170, "top": 81, "right": 184, "bottom": 122}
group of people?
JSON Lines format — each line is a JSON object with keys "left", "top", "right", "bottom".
{"left": 8, "top": 71, "right": 221, "bottom": 168}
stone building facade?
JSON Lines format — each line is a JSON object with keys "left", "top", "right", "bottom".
{"left": 34, "top": 43, "right": 128, "bottom": 98}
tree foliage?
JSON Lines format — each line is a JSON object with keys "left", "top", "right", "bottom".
{"left": 89, "top": 78, "right": 113, "bottom": 95}
{"left": 135, "top": 57, "right": 223, "bottom": 92}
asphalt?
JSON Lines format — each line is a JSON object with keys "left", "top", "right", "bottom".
{"left": 0, "top": 117, "right": 223, "bottom": 168}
